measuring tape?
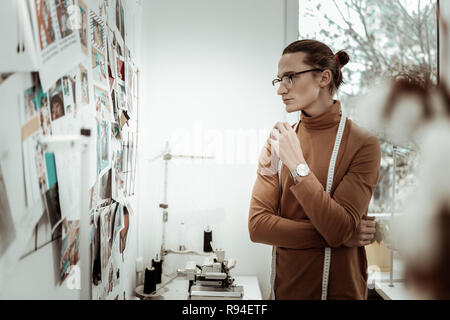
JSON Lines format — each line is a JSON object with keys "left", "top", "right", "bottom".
{"left": 270, "top": 112, "right": 347, "bottom": 300}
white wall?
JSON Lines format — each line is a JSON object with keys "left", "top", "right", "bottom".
{"left": 137, "top": 0, "right": 298, "bottom": 299}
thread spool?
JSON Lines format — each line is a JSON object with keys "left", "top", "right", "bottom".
{"left": 144, "top": 267, "right": 156, "bottom": 294}
{"left": 152, "top": 254, "right": 162, "bottom": 284}
{"left": 203, "top": 225, "right": 213, "bottom": 252}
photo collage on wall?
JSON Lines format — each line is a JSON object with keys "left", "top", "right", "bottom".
{"left": 1, "top": 0, "right": 139, "bottom": 299}
{"left": 88, "top": 0, "right": 138, "bottom": 300}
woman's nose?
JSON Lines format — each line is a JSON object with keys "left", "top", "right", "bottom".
{"left": 277, "top": 83, "right": 288, "bottom": 95}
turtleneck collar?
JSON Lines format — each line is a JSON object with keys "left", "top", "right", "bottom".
{"left": 300, "top": 100, "right": 342, "bottom": 130}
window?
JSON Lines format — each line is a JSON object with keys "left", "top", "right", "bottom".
{"left": 299, "top": 0, "right": 438, "bottom": 214}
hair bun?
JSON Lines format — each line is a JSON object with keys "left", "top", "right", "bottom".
{"left": 336, "top": 50, "right": 350, "bottom": 67}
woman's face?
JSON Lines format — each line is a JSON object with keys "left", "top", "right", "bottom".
{"left": 277, "top": 52, "right": 325, "bottom": 113}
{"left": 52, "top": 101, "right": 62, "bottom": 119}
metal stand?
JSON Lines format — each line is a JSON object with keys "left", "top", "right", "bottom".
{"left": 147, "top": 141, "right": 214, "bottom": 262}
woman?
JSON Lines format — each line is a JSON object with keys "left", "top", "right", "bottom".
{"left": 248, "top": 39, "right": 381, "bottom": 300}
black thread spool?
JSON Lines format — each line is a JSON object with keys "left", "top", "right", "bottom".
{"left": 203, "top": 226, "right": 213, "bottom": 252}
{"left": 144, "top": 267, "right": 156, "bottom": 294}
{"left": 152, "top": 256, "right": 162, "bottom": 284}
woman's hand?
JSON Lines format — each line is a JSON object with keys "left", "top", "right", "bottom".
{"left": 343, "top": 216, "right": 376, "bottom": 247}
{"left": 271, "top": 122, "right": 305, "bottom": 172}
{"left": 257, "top": 137, "right": 280, "bottom": 176}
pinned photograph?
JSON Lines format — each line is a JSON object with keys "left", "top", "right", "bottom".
{"left": 92, "top": 47, "right": 107, "bottom": 84}
{"left": 39, "top": 104, "right": 52, "bottom": 136}
{"left": 112, "top": 141, "right": 124, "bottom": 200}
{"left": 120, "top": 205, "right": 130, "bottom": 254}
{"left": 116, "top": 57, "right": 125, "bottom": 82}
{"left": 116, "top": 0, "right": 125, "bottom": 41}
{"left": 97, "top": 120, "right": 111, "bottom": 174}
{"left": 79, "top": 64, "right": 90, "bottom": 104}
{"left": 94, "top": 86, "right": 112, "bottom": 121}
{"left": 106, "top": 27, "right": 118, "bottom": 79}
{"left": 55, "top": 0, "right": 74, "bottom": 39}
{"left": 45, "top": 183, "right": 63, "bottom": 240}
{"left": 90, "top": 11, "right": 105, "bottom": 51}
{"left": 119, "top": 110, "right": 129, "bottom": 129}
{"left": 59, "top": 219, "right": 80, "bottom": 285}
{"left": 34, "top": 0, "right": 56, "bottom": 50}
{"left": 111, "top": 89, "right": 118, "bottom": 122}
{"left": 48, "top": 80, "right": 65, "bottom": 121}
{"left": 62, "top": 74, "right": 77, "bottom": 115}
{"left": 23, "top": 83, "right": 50, "bottom": 126}
{"left": 37, "top": 89, "right": 52, "bottom": 136}
{"left": 88, "top": 182, "right": 97, "bottom": 211}
{"left": 100, "top": 206, "right": 113, "bottom": 270}
{"left": 35, "top": 84, "right": 49, "bottom": 111}
{"left": 36, "top": 141, "right": 47, "bottom": 191}
{"left": 107, "top": 51, "right": 115, "bottom": 90}
{"left": 78, "top": 0, "right": 88, "bottom": 55}
{"left": 44, "top": 152, "right": 63, "bottom": 239}
{"left": 111, "top": 202, "right": 123, "bottom": 245}
{"left": 98, "top": 168, "right": 112, "bottom": 202}
{"left": 23, "top": 87, "right": 37, "bottom": 123}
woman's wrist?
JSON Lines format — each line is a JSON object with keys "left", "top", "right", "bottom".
{"left": 288, "top": 155, "right": 307, "bottom": 172}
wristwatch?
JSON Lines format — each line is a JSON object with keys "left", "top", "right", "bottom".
{"left": 290, "top": 163, "right": 310, "bottom": 184}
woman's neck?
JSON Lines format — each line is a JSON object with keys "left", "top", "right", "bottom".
{"left": 302, "top": 96, "right": 335, "bottom": 117}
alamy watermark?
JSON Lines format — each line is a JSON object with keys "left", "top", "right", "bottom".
{"left": 167, "top": 120, "right": 278, "bottom": 173}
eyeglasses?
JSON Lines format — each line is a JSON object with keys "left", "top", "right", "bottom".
{"left": 272, "top": 68, "right": 323, "bottom": 90}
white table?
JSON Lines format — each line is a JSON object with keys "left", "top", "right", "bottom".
{"left": 368, "top": 258, "right": 418, "bottom": 300}
{"left": 136, "top": 275, "right": 262, "bottom": 300}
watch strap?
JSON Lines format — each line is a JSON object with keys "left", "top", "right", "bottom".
{"left": 290, "top": 169, "right": 299, "bottom": 184}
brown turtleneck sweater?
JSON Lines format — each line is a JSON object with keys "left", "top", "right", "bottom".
{"left": 248, "top": 100, "right": 381, "bottom": 300}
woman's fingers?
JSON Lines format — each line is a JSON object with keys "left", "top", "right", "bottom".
{"left": 282, "top": 122, "right": 292, "bottom": 131}
{"left": 362, "top": 220, "right": 376, "bottom": 228}
{"left": 270, "top": 128, "right": 280, "bottom": 141}
{"left": 270, "top": 138, "right": 280, "bottom": 157}
{"left": 360, "top": 233, "right": 374, "bottom": 241}
{"left": 361, "top": 226, "right": 376, "bottom": 234}
{"left": 274, "top": 121, "right": 288, "bottom": 135}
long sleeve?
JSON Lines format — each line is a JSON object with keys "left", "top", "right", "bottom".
{"left": 248, "top": 140, "right": 328, "bottom": 249}
{"left": 289, "top": 135, "right": 381, "bottom": 247}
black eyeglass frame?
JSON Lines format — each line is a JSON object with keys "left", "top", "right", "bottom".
{"left": 272, "top": 68, "right": 324, "bottom": 87}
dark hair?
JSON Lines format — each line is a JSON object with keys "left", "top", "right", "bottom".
{"left": 282, "top": 39, "right": 350, "bottom": 94}
{"left": 51, "top": 94, "right": 63, "bottom": 111}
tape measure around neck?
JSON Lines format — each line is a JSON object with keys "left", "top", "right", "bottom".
{"left": 321, "top": 112, "right": 347, "bottom": 300}
{"left": 270, "top": 113, "right": 347, "bottom": 300}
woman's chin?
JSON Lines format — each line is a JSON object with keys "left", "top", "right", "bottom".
{"left": 285, "top": 103, "right": 301, "bottom": 113}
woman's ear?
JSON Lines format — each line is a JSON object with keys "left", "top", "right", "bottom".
{"left": 319, "top": 69, "right": 332, "bottom": 88}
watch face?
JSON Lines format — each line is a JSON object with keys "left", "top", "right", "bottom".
{"left": 296, "top": 164, "right": 310, "bottom": 177}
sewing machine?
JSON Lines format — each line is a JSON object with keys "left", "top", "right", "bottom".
{"left": 183, "top": 249, "right": 244, "bottom": 298}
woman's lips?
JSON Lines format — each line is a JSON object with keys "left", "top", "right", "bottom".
{"left": 283, "top": 99, "right": 293, "bottom": 103}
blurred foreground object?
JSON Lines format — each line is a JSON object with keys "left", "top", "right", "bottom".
{"left": 354, "top": 9, "right": 450, "bottom": 297}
